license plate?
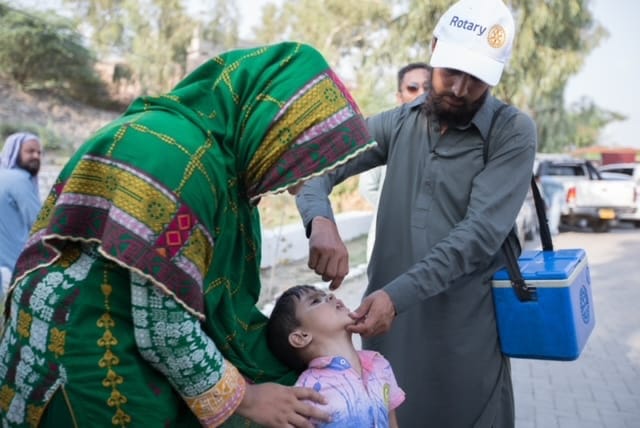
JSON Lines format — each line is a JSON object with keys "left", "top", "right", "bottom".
{"left": 598, "top": 209, "right": 615, "bottom": 219}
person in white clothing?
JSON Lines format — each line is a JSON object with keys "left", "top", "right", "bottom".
{"left": 0, "top": 132, "right": 42, "bottom": 300}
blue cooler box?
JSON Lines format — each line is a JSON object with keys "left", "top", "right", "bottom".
{"left": 492, "top": 249, "right": 595, "bottom": 360}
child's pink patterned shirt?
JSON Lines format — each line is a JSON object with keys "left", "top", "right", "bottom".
{"left": 295, "top": 350, "right": 405, "bottom": 427}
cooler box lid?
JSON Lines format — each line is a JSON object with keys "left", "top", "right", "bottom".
{"left": 493, "top": 249, "right": 586, "bottom": 281}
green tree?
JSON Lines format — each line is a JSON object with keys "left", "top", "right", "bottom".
{"left": 0, "top": 3, "right": 107, "bottom": 105}
{"left": 61, "top": 0, "right": 133, "bottom": 56}
{"left": 127, "top": 0, "right": 194, "bottom": 94}
{"left": 254, "top": 0, "right": 396, "bottom": 115}
{"left": 565, "top": 98, "right": 626, "bottom": 150}
{"left": 63, "top": 0, "right": 239, "bottom": 95}
{"left": 253, "top": 0, "right": 622, "bottom": 150}
{"left": 199, "top": 0, "right": 240, "bottom": 52}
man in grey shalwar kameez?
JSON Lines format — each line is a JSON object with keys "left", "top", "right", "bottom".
{"left": 295, "top": 0, "right": 537, "bottom": 426}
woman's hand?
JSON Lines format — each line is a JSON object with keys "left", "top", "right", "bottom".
{"left": 235, "top": 383, "right": 330, "bottom": 427}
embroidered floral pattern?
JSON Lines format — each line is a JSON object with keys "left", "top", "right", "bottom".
{"left": 0, "top": 248, "right": 90, "bottom": 426}
{"left": 18, "top": 156, "right": 215, "bottom": 318}
{"left": 48, "top": 328, "right": 66, "bottom": 357}
{"left": 17, "top": 310, "right": 32, "bottom": 338}
{"left": 130, "top": 273, "right": 225, "bottom": 397}
{"left": 97, "top": 271, "right": 132, "bottom": 426}
{"left": 0, "top": 385, "right": 16, "bottom": 413}
{"left": 182, "top": 362, "right": 247, "bottom": 427}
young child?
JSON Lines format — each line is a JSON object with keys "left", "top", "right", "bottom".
{"left": 267, "top": 284, "right": 405, "bottom": 427}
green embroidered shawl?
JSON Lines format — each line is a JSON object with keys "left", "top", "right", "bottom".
{"left": 15, "top": 42, "right": 375, "bottom": 385}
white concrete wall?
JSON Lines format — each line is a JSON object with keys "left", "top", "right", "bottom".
{"left": 260, "top": 211, "right": 373, "bottom": 268}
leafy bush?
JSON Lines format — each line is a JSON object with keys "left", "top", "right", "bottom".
{"left": 0, "top": 4, "right": 114, "bottom": 109}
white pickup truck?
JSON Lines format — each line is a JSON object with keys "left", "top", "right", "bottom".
{"left": 535, "top": 159, "right": 637, "bottom": 232}
{"left": 598, "top": 162, "right": 640, "bottom": 228}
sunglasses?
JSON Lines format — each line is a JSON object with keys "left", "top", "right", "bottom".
{"left": 405, "top": 83, "right": 428, "bottom": 93}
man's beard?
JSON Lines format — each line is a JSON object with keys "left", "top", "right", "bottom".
{"left": 17, "top": 156, "right": 40, "bottom": 176}
{"left": 422, "top": 77, "right": 488, "bottom": 128}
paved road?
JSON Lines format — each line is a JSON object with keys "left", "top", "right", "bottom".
{"left": 325, "top": 226, "right": 640, "bottom": 428}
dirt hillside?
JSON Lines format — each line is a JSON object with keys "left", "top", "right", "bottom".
{"left": 0, "top": 81, "right": 121, "bottom": 149}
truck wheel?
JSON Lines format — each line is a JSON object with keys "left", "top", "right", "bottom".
{"left": 591, "top": 220, "right": 611, "bottom": 233}
{"left": 524, "top": 223, "right": 538, "bottom": 241}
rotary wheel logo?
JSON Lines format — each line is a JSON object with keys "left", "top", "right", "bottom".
{"left": 579, "top": 285, "right": 590, "bottom": 324}
{"left": 487, "top": 25, "right": 506, "bottom": 48}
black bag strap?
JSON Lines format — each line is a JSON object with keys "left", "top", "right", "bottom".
{"left": 483, "top": 103, "right": 510, "bottom": 164}
{"left": 530, "top": 176, "right": 554, "bottom": 252}
{"left": 485, "top": 103, "right": 552, "bottom": 301}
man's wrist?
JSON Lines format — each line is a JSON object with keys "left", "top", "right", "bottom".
{"left": 305, "top": 219, "right": 314, "bottom": 238}
{"left": 382, "top": 284, "right": 405, "bottom": 315}
{"left": 305, "top": 216, "right": 333, "bottom": 238}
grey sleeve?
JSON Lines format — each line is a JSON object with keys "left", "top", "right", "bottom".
{"left": 384, "top": 111, "right": 538, "bottom": 313}
{"left": 295, "top": 109, "right": 396, "bottom": 233}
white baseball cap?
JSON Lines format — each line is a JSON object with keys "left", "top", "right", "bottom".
{"left": 430, "top": 0, "right": 515, "bottom": 86}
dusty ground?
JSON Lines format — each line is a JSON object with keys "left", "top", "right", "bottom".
{"left": 0, "top": 81, "right": 120, "bottom": 150}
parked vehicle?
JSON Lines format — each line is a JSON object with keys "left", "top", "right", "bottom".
{"left": 597, "top": 162, "right": 640, "bottom": 227}
{"left": 535, "top": 158, "right": 637, "bottom": 232}
{"left": 515, "top": 188, "right": 538, "bottom": 243}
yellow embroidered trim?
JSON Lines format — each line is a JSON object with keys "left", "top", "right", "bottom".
{"left": 48, "top": 327, "right": 66, "bottom": 357}
{"left": 57, "top": 244, "right": 82, "bottom": 268}
{"left": 64, "top": 158, "right": 178, "bottom": 235}
{"left": 0, "top": 385, "right": 16, "bottom": 413}
{"left": 247, "top": 75, "right": 349, "bottom": 187}
{"left": 97, "top": 268, "right": 132, "bottom": 427}
{"left": 183, "top": 361, "right": 247, "bottom": 427}
{"left": 183, "top": 227, "right": 213, "bottom": 275}
{"left": 17, "top": 309, "right": 32, "bottom": 338}
{"left": 26, "top": 403, "right": 45, "bottom": 427}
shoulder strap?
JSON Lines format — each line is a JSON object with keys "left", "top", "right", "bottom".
{"left": 485, "top": 104, "right": 554, "bottom": 252}
{"left": 484, "top": 103, "right": 545, "bottom": 302}
{"left": 483, "top": 103, "right": 510, "bottom": 164}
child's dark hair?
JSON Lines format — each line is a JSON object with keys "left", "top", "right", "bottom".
{"left": 267, "top": 284, "right": 316, "bottom": 372}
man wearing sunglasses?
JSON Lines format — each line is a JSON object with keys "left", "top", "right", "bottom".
{"left": 396, "top": 62, "right": 431, "bottom": 104}
{"left": 296, "top": 0, "right": 537, "bottom": 426}
{"left": 360, "top": 62, "right": 432, "bottom": 261}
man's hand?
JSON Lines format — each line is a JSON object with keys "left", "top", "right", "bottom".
{"left": 236, "top": 383, "right": 330, "bottom": 428}
{"left": 308, "top": 216, "right": 349, "bottom": 290}
{"left": 347, "top": 290, "right": 396, "bottom": 337}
